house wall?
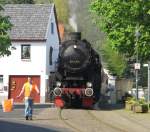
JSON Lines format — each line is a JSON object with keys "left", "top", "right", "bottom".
{"left": 44, "top": 5, "right": 60, "bottom": 101}
{"left": 116, "top": 79, "right": 133, "bottom": 101}
{"left": 45, "top": 5, "right": 59, "bottom": 74}
{"left": 0, "top": 5, "right": 60, "bottom": 103}
{"left": 0, "top": 41, "right": 47, "bottom": 103}
{"left": 102, "top": 69, "right": 134, "bottom": 103}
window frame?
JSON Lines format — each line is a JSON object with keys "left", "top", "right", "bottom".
{"left": 0, "top": 75, "right": 3, "bottom": 92}
{"left": 49, "top": 46, "right": 53, "bottom": 65}
{"left": 51, "top": 22, "right": 54, "bottom": 34}
{"left": 21, "top": 44, "right": 31, "bottom": 60}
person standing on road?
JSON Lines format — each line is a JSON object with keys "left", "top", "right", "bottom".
{"left": 17, "top": 77, "right": 40, "bottom": 120}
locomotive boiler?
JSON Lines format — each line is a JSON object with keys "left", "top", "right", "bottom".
{"left": 50, "top": 32, "right": 101, "bottom": 108}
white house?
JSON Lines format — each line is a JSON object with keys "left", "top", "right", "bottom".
{"left": 0, "top": 4, "right": 60, "bottom": 103}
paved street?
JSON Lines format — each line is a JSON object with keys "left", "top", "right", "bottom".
{"left": 0, "top": 104, "right": 70, "bottom": 132}
{"left": 0, "top": 120, "right": 59, "bottom": 132}
{"left": 1, "top": 104, "right": 150, "bottom": 132}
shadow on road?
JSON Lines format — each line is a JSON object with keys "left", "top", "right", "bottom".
{"left": 0, "top": 120, "right": 59, "bottom": 132}
{"left": 98, "top": 103, "right": 125, "bottom": 111}
{"left": 34, "top": 118, "right": 59, "bottom": 121}
{"left": 58, "top": 103, "right": 125, "bottom": 111}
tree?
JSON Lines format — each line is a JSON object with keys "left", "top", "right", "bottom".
{"left": 0, "top": 5, "right": 12, "bottom": 56}
{"left": 90, "top": 0, "right": 150, "bottom": 62}
{"left": 0, "top": 0, "right": 12, "bottom": 4}
{"left": 54, "top": 0, "right": 69, "bottom": 24}
{"left": 101, "top": 41, "right": 127, "bottom": 77}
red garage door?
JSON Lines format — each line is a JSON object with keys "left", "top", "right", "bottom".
{"left": 9, "top": 76, "right": 40, "bottom": 103}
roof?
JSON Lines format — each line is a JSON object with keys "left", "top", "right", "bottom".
{"left": 4, "top": 4, "right": 54, "bottom": 41}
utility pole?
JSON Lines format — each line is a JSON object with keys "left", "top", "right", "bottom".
{"left": 148, "top": 62, "right": 150, "bottom": 108}
{"left": 135, "top": 25, "right": 140, "bottom": 100}
{"left": 143, "top": 62, "right": 150, "bottom": 110}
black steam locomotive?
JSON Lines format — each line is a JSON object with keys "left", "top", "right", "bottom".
{"left": 50, "top": 32, "right": 101, "bottom": 108}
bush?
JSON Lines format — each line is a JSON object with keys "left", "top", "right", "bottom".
{"left": 126, "top": 97, "right": 149, "bottom": 113}
{"left": 126, "top": 97, "right": 136, "bottom": 104}
{"left": 125, "top": 97, "right": 136, "bottom": 110}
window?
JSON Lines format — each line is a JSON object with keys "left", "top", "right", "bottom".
{"left": 49, "top": 46, "right": 53, "bottom": 65}
{"left": 21, "top": 45, "right": 31, "bottom": 59}
{"left": 0, "top": 75, "right": 3, "bottom": 92}
{"left": 51, "top": 22, "right": 54, "bottom": 34}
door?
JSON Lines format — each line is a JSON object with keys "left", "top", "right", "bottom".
{"left": 9, "top": 76, "right": 40, "bottom": 103}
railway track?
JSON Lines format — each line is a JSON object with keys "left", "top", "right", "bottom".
{"left": 115, "top": 110, "right": 150, "bottom": 130}
{"left": 58, "top": 108, "right": 83, "bottom": 132}
{"left": 86, "top": 110, "right": 127, "bottom": 132}
{"left": 58, "top": 108, "right": 127, "bottom": 132}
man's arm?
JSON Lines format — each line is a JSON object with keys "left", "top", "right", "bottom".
{"left": 35, "top": 85, "right": 40, "bottom": 95}
{"left": 17, "top": 85, "right": 25, "bottom": 98}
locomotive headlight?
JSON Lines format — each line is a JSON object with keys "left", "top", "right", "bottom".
{"left": 86, "top": 82, "right": 92, "bottom": 88}
{"left": 56, "top": 81, "right": 61, "bottom": 87}
{"left": 73, "top": 45, "right": 77, "bottom": 49}
{"left": 53, "top": 87, "right": 62, "bottom": 96}
{"left": 85, "top": 88, "right": 93, "bottom": 97}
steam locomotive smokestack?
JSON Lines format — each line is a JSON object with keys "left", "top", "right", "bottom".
{"left": 70, "top": 32, "right": 81, "bottom": 40}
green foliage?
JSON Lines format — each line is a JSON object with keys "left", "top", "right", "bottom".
{"left": 33, "top": 0, "right": 70, "bottom": 25}
{"left": 0, "top": 5, "right": 12, "bottom": 56}
{"left": 126, "top": 97, "right": 147, "bottom": 105}
{"left": 90, "top": 0, "right": 150, "bottom": 61}
{"left": 101, "top": 40, "right": 127, "bottom": 77}
{"left": 53, "top": 0, "right": 69, "bottom": 24}
{"left": 0, "top": 0, "right": 11, "bottom": 4}
{"left": 126, "top": 97, "right": 136, "bottom": 105}
{"left": 137, "top": 98, "right": 147, "bottom": 105}
{"left": 126, "top": 97, "right": 149, "bottom": 113}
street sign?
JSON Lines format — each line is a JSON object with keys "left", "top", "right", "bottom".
{"left": 134, "top": 63, "right": 140, "bottom": 70}
{"left": 143, "top": 64, "right": 148, "bottom": 67}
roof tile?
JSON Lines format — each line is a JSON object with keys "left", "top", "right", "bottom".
{"left": 4, "top": 4, "right": 53, "bottom": 40}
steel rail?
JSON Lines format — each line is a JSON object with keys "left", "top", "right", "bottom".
{"left": 58, "top": 108, "right": 83, "bottom": 132}
{"left": 86, "top": 110, "right": 127, "bottom": 132}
